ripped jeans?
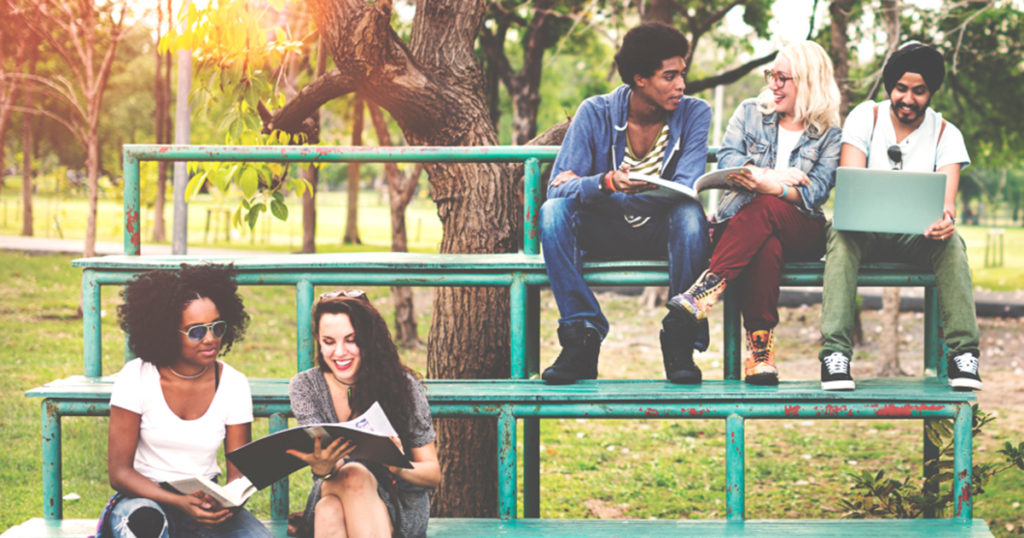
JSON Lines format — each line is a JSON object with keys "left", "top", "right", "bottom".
{"left": 107, "top": 495, "right": 271, "bottom": 538}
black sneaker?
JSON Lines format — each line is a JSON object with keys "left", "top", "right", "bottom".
{"left": 542, "top": 323, "right": 600, "bottom": 385}
{"left": 660, "top": 314, "right": 702, "bottom": 385}
{"left": 948, "top": 353, "right": 983, "bottom": 391}
{"left": 820, "top": 351, "right": 855, "bottom": 391}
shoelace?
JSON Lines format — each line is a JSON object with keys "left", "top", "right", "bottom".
{"left": 822, "top": 352, "right": 849, "bottom": 375}
{"left": 952, "top": 354, "right": 979, "bottom": 374}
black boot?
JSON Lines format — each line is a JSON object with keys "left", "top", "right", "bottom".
{"left": 542, "top": 323, "right": 600, "bottom": 385}
{"left": 661, "top": 313, "right": 702, "bottom": 384}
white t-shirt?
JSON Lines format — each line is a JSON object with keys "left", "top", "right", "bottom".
{"left": 774, "top": 126, "right": 803, "bottom": 170}
{"left": 841, "top": 100, "right": 970, "bottom": 172}
{"left": 109, "top": 358, "right": 254, "bottom": 483}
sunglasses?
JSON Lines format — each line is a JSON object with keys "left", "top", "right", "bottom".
{"left": 178, "top": 320, "right": 228, "bottom": 342}
{"left": 319, "top": 289, "right": 366, "bottom": 300}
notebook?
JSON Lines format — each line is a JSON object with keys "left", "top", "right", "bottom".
{"left": 831, "top": 167, "right": 946, "bottom": 234}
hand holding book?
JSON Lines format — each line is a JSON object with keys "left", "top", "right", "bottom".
{"left": 284, "top": 435, "right": 356, "bottom": 478}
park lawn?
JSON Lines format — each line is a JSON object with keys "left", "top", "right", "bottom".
{"left": 2, "top": 252, "right": 1022, "bottom": 535}
{"left": 1, "top": 186, "right": 1023, "bottom": 289}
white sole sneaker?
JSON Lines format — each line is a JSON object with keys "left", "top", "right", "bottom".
{"left": 949, "top": 378, "right": 982, "bottom": 390}
{"left": 821, "top": 379, "right": 856, "bottom": 391}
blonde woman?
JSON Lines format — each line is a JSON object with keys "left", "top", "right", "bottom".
{"left": 668, "top": 41, "right": 842, "bottom": 385}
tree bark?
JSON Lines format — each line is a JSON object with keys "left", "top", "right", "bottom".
{"left": 265, "top": 0, "right": 526, "bottom": 515}
{"left": 152, "top": 0, "right": 172, "bottom": 243}
{"left": 343, "top": 96, "right": 363, "bottom": 245}
{"left": 368, "top": 102, "right": 422, "bottom": 346}
{"left": 875, "top": 287, "right": 910, "bottom": 376}
{"left": 874, "top": 0, "right": 905, "bottom": 374}
{"left": 829, "top": 0, "right": 858, "bottom": 118}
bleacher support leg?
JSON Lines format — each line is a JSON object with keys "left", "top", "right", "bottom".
{"left": 953, "top": 404, "right": 973, "bottom": 522}
{"left": 42, "top": 400, "right": 62, "bottom": 520}
{"left": 523, "top": 284, "right": 541, "bottom": 517}
{"left": 723, "top": 288, "right": 742, "bottom": 380}
{"left": 498, "top": 407, "right": 517, "bottom": 520}
{"left": 82, "top": 270, "right": 103, "bottom": 378}
{"left": 924, "top": 287, "right": 939, "bottom": 374}
{"left": 725, "top": 414, "right": 745, "bottom": 521}
{"left": 296, "top": 280, "right": 315, "bottom": 372}
{"left": 923, "top": 419, "right": 939, "bottom": 518}
{"left": 269, "top": 413, "right": 290, "bottom": 521}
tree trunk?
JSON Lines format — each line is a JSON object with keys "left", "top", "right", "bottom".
{"left": 368, "top": 102, "right": 422, "bottom": 346}
{"left": 21, "top": 110, "right": 33, "bottom": 237}
{"left": 152, "top": 0, "right": 172, "bottom": 243}
{"left": 300, "top": 39, "right": 328, "bottom": 254}
{"left": 875, "top": 287, "right": 909, "bottom": 376}
{"left": 829, "top": 0, "right": 858, "bottom": 118}
{"left": 269, "top": 0, "right": 513, "bottom": 515}
{"left": 873, "top": 0, "right": 904, "bottom": 373}
{"left": 343, "top": 96, "right": 363, "bottom": 245}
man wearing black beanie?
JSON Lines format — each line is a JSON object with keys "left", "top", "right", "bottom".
{"left": 818, "top": 42, "right": 983, "bottom": 391}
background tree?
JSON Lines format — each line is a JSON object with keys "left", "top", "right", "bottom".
{"left": 261, "top": 0, "right": 515, "bottom": 515}
{"left": 11, "top": 0, "right": 129, "bottom": 257}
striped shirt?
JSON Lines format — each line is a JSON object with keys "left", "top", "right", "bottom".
{"left": 621, "top": 122, "right": 670, "bottom": 228}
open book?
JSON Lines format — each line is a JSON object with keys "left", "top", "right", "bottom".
{"left": 165, "top": 476, "right": 256, "bottom": 509}
{"left": 227, "top": 402, "right": 413, "bottom": 489}
{"left": 629, "top": 166, "right": 751, "bottom": 200}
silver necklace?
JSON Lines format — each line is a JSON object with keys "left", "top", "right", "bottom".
{"left": 168, "top": 364, "right": 209, "bottom": 380}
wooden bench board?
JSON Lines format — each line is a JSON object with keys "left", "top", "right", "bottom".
{"left": 2, "top": 517, "right": 993, "bottom": 538}
{"left": 28, "top": 376, "right": 977, "bottom": 406}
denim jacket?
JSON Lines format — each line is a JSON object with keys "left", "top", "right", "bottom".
{"left": 715, "top": 98, "right": 842, "bottom": 222}
{"left": 548, "top": 84, "right": 711, "bottom": 217}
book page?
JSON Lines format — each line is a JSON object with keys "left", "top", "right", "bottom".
{"left": 165, "top": 476, "right": 243, "bottom": 508}
{"left": 627, "top": 173, "right": 697, "bottom": 199}
{"left": 694, "top": 167, "right": 752, "bottom": 192}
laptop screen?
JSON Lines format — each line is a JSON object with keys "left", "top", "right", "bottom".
{"left": 831, "top": 167, "right": 945, "bottom": 234}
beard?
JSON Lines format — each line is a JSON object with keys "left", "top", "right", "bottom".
{"left": 892, "top": 97, "right": 931, "bottom": 125}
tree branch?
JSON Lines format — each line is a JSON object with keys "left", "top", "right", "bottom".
{"left": 686, "top": 50, "right": 778, "bottom": 94}
{"left": 258, "top": 68, "right": 356, "bottom": 136}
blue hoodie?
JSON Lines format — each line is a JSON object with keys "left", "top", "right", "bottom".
{"left": 547, "top": 84, "right": 712, "bottom": 217}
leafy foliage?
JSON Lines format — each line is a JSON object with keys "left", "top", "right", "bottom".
{"left": 160, "top": 0, "right": 311, "bottom": 229}
{"left": 840, "top": 405, "right": 1024, "bottom": 519}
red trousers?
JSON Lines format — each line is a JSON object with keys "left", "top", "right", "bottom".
{"left": 710, "top": 195, "right": 826, "bottom": 331}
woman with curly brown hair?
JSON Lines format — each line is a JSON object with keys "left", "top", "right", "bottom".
{"left": 287, "top": 291, "right": 439, "bottom": 538}
{"left": 100, "top": 264, "right": 271, "bottom": 537}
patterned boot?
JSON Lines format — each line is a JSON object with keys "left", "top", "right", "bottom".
{"left": 744, "top": 329, "right": 779, "bottom": 386}
{"left": 667, "top": 269, "right": 726, "bottom": 322}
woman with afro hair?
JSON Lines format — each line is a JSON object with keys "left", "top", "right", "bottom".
{"left": 286, "top": 291, "right": 439, "bottom": 538}
{"left": 100, "top": 264, "right": 272, "bottom": 537}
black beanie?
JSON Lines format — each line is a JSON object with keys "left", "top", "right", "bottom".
{"left": 882, "top": 42, "right": 945, "bottom": 94}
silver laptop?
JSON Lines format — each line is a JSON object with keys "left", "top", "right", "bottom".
{"left": 832, "top": 167, "right": 946, "bottom": 234}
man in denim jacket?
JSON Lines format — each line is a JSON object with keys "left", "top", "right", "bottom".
{"left": 539, "top": 22, "right": 711, "bottom": 385}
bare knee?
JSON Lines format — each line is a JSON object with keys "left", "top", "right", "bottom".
{"left": 336, "top": 463, "right": 379, "bottom": 496}
{"left": 316, "top": 494, "right": 345, "bottom": 523}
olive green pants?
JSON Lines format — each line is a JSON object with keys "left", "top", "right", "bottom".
{"left": 820, "top": 225, "right": 980, "bottom": 361}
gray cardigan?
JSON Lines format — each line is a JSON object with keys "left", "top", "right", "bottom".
{"left": 288, "top": 368, "right": 435, "bottom": 538}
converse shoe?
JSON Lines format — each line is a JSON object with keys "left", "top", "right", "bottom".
{"left": 667, "top": 269, "right": 726, "bottom": 322}
{"left": 820, "top": 351, "right": 855, "bottom": 391}
{"left": 744, "top": 329, "right": 779, "bottom": 385}
{"left": 947, "top": 353, "right": 983, "bottom": 391}
{"left": 542, "top": 323, "right": 601, "bottom": 385}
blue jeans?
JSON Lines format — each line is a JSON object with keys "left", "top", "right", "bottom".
{"left": 540, "top": 196, "right": 710, "bottom": 349}
{"left": 107, "top": 495, "right": 272, "bottom": 538}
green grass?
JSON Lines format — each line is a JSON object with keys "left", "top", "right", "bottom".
{"left": 1, "top": 198, "right": 1022, "bottom": 534}
{"left": 3, "top": 253, "right": 1022, "bottom": 534}
{"left": 1, "top": 186, "right": 1023, "bottom": 289}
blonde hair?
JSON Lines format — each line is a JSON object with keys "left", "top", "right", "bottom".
{"left": 756, "top": 41, "right": 841, "bottom": 134}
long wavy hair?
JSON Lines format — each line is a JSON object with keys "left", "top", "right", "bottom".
{"left": 312, "top": 294, "right": 420, "bottom": 449}
{"left": 118, "top": 264, "right": 249, "bottom": 367}
{"left": 757, "top": 40, "right": 841, "bottom": 134}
